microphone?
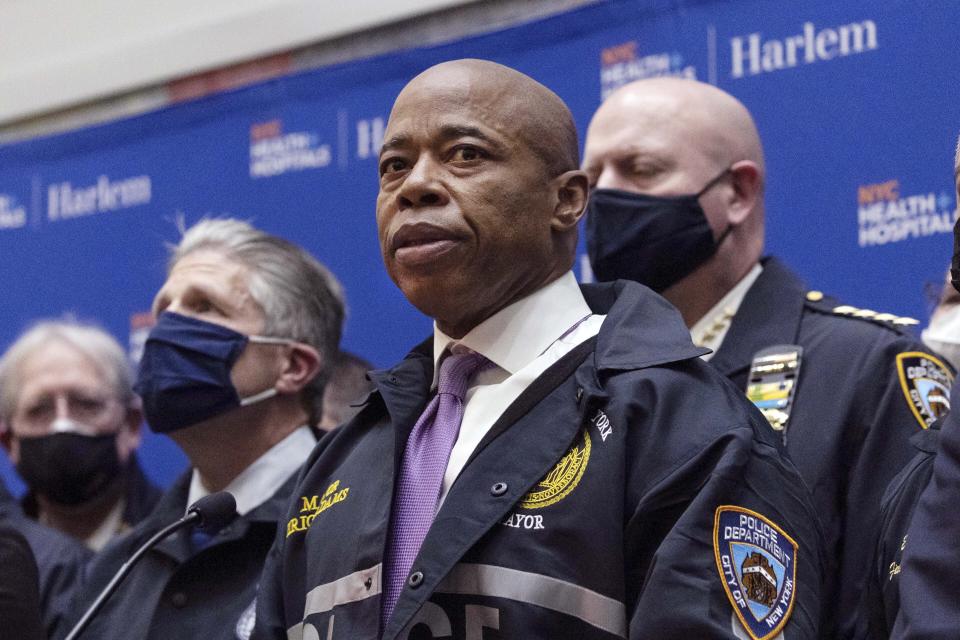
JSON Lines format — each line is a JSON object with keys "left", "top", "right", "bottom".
{"left": 64, "top": 491, "right": 237, "bottom": 640}
{"left": 188, "top": 490, "right": 238, "bottom": 533}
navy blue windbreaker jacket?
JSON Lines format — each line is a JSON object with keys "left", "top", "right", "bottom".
{"left": 857, "top": 423, "right": 939, "bottom": 638}
{"left": 253, "top": 280, "right": 824, "bottom": 640}
{"left": 890, "top": 379, "right": 960, "bottom": 638}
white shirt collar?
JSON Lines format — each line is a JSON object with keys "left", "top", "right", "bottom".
{"left": 690, "top": 263, "right": 763, "bottom": 360}
{"left": 432, "top": 272, "right": 592, "bottom": 382}
{"left": 84, "top": 497, "right": 126, "bottom": 551}
{"left": 187, "top": 425, "right": 315, "bottom": 516}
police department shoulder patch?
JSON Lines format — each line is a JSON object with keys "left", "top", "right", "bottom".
{"left": 714, "top": 506, "right": 798, "bottom": 640}
{"left": 896, "top": 352, "right": 953, "bottom": 428}
{"left": 520, "top": 429, "right": 591, "bottom": 509}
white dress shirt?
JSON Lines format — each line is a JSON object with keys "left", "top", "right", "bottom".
{"left": 187, "top": 425, "right": 315, "bottom": 516}
{"left": 690, "top": 263, "right": 763, "bottom": 360}
{"left": 432, "top": 272, "right": 605, "bottom": 505}
{"left": 84, "top": 497, "right": 126, "bottom": 551}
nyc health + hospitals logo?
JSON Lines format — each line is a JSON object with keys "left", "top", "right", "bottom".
{"left": 857, "top": 178, "right": 956, "bottom": 248}
{"left": 599, "top": 40, "right": 696, "bottom": 100}
{"left": 249, "top": 119, "right": 331, "bottom": 178}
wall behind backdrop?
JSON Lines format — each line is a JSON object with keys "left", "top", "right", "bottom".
{"left": 0, "top": 0, "right": 957, "bottom": 491}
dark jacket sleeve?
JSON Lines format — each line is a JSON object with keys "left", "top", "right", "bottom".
{"left": 0, "top": 522, "right": 46, "bottom": 640}
{"left": 625, "top": 428, "right": 823, "bottom": 639}
{"left": 18, "top": 517, "right": 91, "bottom": 640}
{"left": 252, "top": 523, "right": 290, "bottom": 640}
{"left": 891, "top": 382, "right": 960, "bottom": 638}
{"left": 857, "top": 427, "right": 938, "bottom": 639}
{"left": 822, "top": 331, "right": 949, "bottom": 639}
{"left": 253, "top": 428, "right": 341, "bottom": 640}
{"left": 617, "top": 366, "right": 824, "bottom": 639}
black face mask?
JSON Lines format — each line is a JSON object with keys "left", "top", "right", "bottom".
{"left": 586, "top": 169, "right": 732, "bottom": 292}
{"left": 16, "top": 432, "right": 122, "bottom": 506}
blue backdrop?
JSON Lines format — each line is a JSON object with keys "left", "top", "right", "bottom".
{"left": 1, "top": 0, "right": 957, "bottom": 491}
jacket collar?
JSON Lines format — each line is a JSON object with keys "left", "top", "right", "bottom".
{"left": 148, "top": 463, "right": 296, "bottom": 532}
{"left": 708, "top": 257, "right": 807, "bottom": 377}
{"left": 369, "top": 279, "right": 706, "bottom": 399}
{"left": 582, "top": 279, "right": 708, "bottom": 371}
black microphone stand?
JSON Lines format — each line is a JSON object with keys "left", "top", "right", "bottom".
{"left": 64, "top": 491, "right": 236, "bottom": 640}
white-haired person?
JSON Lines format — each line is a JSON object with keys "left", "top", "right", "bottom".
{"left": 0, "top": 320, "right": 161, "bottom": 550}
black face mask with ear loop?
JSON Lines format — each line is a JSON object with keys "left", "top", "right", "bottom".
{"left": 17, "top": 432, "right": 122, "bottom": 506}
{"left": 586, "top": 169, "right": 732, "bottom": 293}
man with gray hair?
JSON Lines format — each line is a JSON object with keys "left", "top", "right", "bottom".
{"left": 70, "top": 218, "right": 345, "bottom": 640}
{"left": 0, "top": 319, "right": 161, "bottom": 549}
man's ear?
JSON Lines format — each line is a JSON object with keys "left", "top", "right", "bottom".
{"left": 275, "top": 344, "right": 322, "bottom": 395}
{"left": 550, "top": 169, "right": 590, "bottom": 232}
{"left": 0, "top": 421, "right": 17, "bottom": 464}
{"left": 725, "top": 160, "right": 763, "bottom": 226}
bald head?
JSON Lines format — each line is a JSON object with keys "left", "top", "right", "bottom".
{"left": 586, "top": 78, "right": 764, "bottom": 187}
{"left": 393, "top": 59, "right": 580, "bottom": 177}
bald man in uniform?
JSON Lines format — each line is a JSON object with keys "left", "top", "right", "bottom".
{"left": 583, "top": 78, "right": 949, "bottom": 639}
{"left": 253, "top": 60, "right": 824, "bottom": 640}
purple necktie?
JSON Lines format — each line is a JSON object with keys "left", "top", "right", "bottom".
{"left": 382, "top": 349, "right": 492, "bottom": 626}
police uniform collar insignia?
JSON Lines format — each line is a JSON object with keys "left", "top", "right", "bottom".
{"left": 714, "top": 506, "right": 798, "bottom": 640}
{"left": 896, "top": 352, "right": 953, "bottom": 428}
{"left": 745, "top": 345, "right": 803, "bottom": 440}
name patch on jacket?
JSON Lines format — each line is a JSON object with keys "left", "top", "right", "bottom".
{"left": 520, "top": 429, "right": 591, "bottom": 509}
{"left": 714, "top": 506, "right": 797, "bottom": 640}
{"left": 896, "top": 352, "right": 953, "bottom": 428}
{"left": 286, "top": 479, "right": 351, "bottom": 537}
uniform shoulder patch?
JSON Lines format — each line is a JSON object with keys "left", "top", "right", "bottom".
{"left": 714, "top": 506, "right": 797, "bottom": 640}
{"left": 896, "top": 352, "right": 953, "bottom": 428}
{"left": 519, "top": 429, "right": 591, "bottom": 509}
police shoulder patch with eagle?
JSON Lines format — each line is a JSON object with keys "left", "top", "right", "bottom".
{"left": 714, "top": 506, "right": 798, "bottom": 640}
{"left": 896, "top": 351, "right": 953, "bottom": 428}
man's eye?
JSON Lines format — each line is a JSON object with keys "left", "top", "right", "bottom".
{"left": 25, "top": 404, "right": 51, "bottom": 419}
{"left": 629, "top": 161, "right": 661, "bottom": 178}
{"left": 379, "top": 158, "right": 407, "bottom": 176}
{"left": 450, "top": 146, "right": 482, "bottom": 162}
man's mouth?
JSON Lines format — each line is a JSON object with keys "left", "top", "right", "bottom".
{"left": 391, "top": 223, "right": 463, "bottom": 266}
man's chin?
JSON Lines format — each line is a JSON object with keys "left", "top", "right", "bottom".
{"left": 396, "top": 278, "right": 464, "bottom": 322}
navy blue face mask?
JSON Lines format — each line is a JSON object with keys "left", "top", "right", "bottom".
{"left": 134, "top": 311, "right": 293, "bottom": 434}
{"left": 586, "top": 169, "right": 732, "bottom": 293}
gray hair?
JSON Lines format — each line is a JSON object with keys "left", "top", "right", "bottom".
{"left": 169, "top": 218, "right": 345, "bottom": 425}
{"left": 0, "top": 320, "right": 134, "bottom": 424}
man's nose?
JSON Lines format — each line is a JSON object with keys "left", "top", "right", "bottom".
{"left": 54, "top": 395, "right": 70, "bottom": 420}
{"left": 397, "top": 156, "right": 448, "bottom": 210}
{"left": 593, "top": 166, "right": 621, "bottom": 191}
{"left": 163, "top": 299, "right": 185, "bottom": 316}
